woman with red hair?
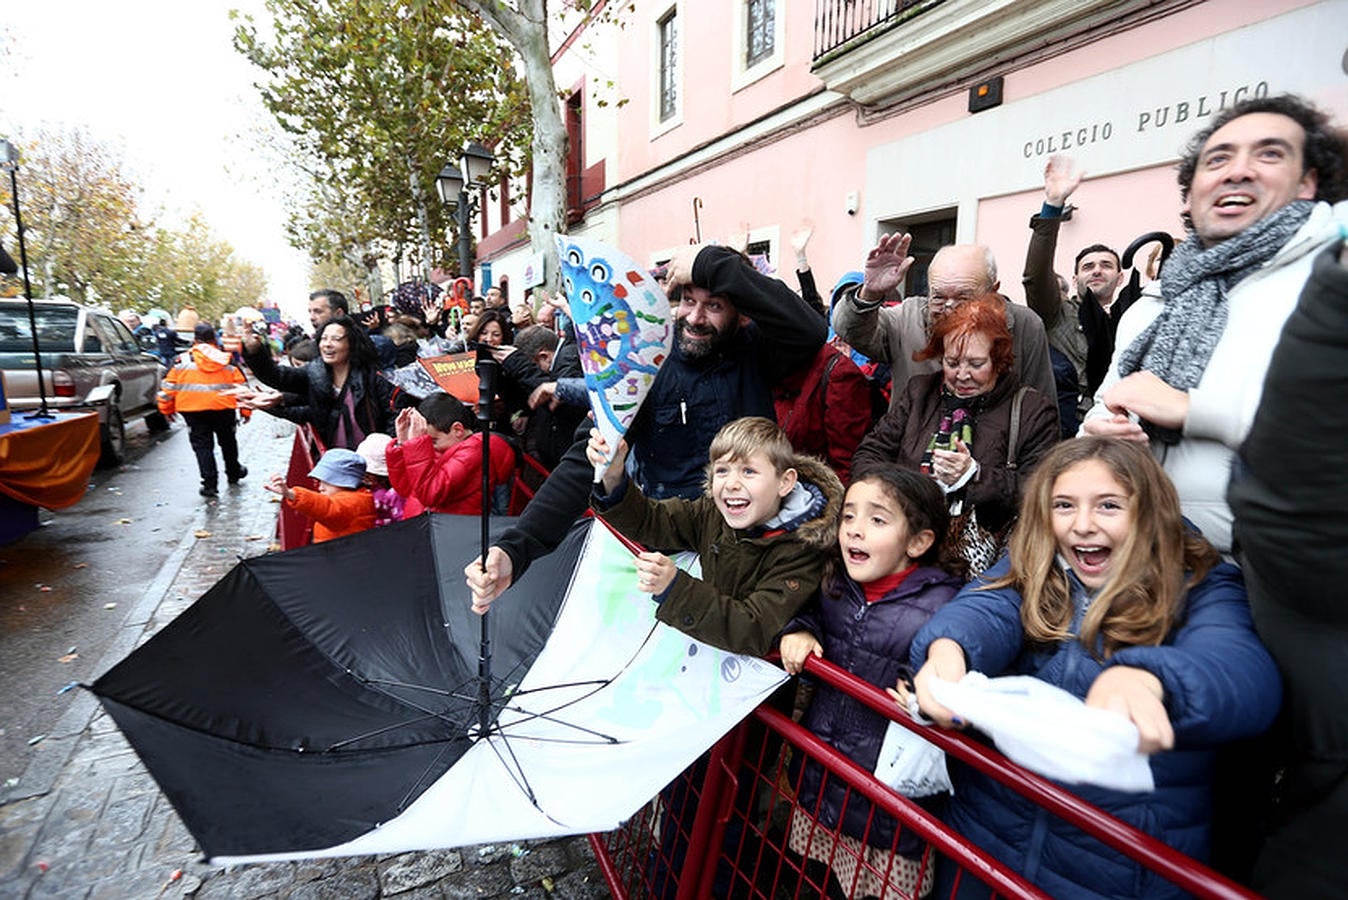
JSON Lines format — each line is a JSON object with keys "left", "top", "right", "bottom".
{"left": 852, "top": 296, "right": 1059, "bottom": 578}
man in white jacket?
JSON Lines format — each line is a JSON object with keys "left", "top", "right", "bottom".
{"left": 1083, "top": 93, "right": 1347, "bottom": 554}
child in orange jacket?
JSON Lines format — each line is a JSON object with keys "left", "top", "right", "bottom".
{"left": 265, "top": 448, "right": 376, "bottom": 543}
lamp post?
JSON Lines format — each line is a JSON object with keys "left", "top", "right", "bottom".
{"left": 0, "top": 137, "right": 52, "bottom": 419}
{"left": 435, "top": 141, "right": 496, "bottom": 289}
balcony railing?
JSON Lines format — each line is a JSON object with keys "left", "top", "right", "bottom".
{"left": 813, "top": 0, "right": 936, "bottom": 63}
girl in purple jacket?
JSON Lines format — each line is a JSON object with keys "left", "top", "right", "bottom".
{"left": 780, "top": 464, "right": 962, "bottom": 899}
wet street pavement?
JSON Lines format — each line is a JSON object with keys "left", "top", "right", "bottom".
{"left": 0, "top": 417, "right": 608, "bottom": 899}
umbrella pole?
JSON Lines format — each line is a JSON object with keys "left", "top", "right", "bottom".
{"left": 474, "top": 351, "right": 500, "bottom": 738}
{"left": 2, "top": 148, "right": 53, "bottom": 420}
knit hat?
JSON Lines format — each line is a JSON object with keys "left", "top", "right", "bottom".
{"left": 355, "top": 433, "right": 392, "bottom": 477}
{"left": 309, "top": 448, "right": 367, "bottom": 489}
{"left": 830, "top": 271, "right": 864, "bottom": 309}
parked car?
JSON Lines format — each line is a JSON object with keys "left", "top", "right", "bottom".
{"left": 0, "top": 298, "right": 169, "bottom": 465}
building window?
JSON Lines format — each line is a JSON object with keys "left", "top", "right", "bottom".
{"left": 746, "top": 239, "right": 772, "bottom": 268}
{"left": 745, "top": 0, "right": 774, "bottom": 68}
{"left": 658, "top": 10, "right": 678, "bottom": 123}
{"left": 566, "top": 91, "right": 583, "bottom": 217}
{"left": 885, "top": 213, "right": 957, "bottom": 298}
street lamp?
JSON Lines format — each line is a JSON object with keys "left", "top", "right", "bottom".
{"left": 0, "top": 137, "right": 52, "bottom": 419}
{"left": 435, "top": 140, "right": 498, "bottom": 724}
{"left": 435, "top": 141, "right": 496, "bottom": 286}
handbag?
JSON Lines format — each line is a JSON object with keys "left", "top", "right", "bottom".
{"left": 940, "top": 386, "right": 1029, "bottom": 580}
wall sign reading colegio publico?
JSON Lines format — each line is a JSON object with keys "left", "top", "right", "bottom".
{"left": 1022, "top": 80, "right": 1271, "bottom": 158}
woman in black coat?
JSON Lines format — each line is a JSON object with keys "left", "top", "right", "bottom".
{"left": 243, "top": 316, "right": 394, "bottom": 449}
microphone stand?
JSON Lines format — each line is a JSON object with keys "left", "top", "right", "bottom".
{"left": 2, "top": 141, "right": 52, "bottom": 420}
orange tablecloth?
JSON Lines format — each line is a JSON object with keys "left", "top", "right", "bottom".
{"left": 0, "top": 411, "right": 100, "bottom": 509}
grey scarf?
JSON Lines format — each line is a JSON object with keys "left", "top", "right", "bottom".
{"left": 1115, "top": 200, "right": 1314, "bottom": 442}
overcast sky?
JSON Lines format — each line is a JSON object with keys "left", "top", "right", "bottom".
{"left": 1, "top": 0, "right": 310, "bottom": 319}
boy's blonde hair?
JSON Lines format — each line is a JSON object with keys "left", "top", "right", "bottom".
{"left": 989, "top": 436, "right": 1219, "bottom": 656}
{"left": 704, "top": 417, "right": 796, "bottom": 483}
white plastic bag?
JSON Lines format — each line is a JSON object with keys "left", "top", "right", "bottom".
{"left": 928, "top": 672, "right": 1154, "bottom": 793}
{"left": 873, "top": 718, "right": 953, "bottom": 798}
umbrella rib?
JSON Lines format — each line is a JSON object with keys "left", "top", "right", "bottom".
{"left": 486, "top": 621, "right": 665, "bottom": 743}
{"left": 333, "top": 617, "right": 662, "bottom": 752}
{"left": 393, "top": 739, "right": 465, "bottom": 815}
{"left": 493, "top": 703, "right": 624, "bottom": 744}
{"left": 487, "top": 724, "right": 541, "bottom": 807}
{"left": 325, "top": 711, "right": 474, "bottom": 751}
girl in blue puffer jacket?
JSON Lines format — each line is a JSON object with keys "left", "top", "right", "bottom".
{"left": 780, "top": 464, "right": 962, "bottom": 899}
{"left": 908, "top": 437, "right": 1280, "bottom": 899}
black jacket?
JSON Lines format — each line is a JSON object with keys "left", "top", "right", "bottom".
{"left": 1229, "top": 243, "right": 1348, "bottom": 898}
{"left": 244, "top": 344, "right": 394, "bottom": 448}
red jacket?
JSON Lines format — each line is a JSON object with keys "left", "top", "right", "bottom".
{"left": 287, "top": 486, "right": 376, "bottom": 543}
{"left": 772, "top": 343, "right": 872, "bottom": 482}
{"left": 386, "top": 432, "right": 516, "bottom": 515}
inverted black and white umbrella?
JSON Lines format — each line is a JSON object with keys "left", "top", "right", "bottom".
{"left": 90, "top": 514, "right": 785, "bottom": 864}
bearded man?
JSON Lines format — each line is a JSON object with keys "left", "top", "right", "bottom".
{"left": 466, "top": 243, "right": 824, "bottom": 609}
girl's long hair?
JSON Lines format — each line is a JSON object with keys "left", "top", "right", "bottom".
{"left": 988, "top": 436, "right": 1219, "bottom": 656}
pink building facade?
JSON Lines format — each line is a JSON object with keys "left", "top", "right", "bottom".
{"left": 477, "top": 0, "right": 1346, "bottom": 303}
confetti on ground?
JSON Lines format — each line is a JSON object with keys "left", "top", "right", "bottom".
{"left": 104, "top": 602, "right": 118, "bottom": 610}
{"left": 57, "top": 683, "right": 78, "bottom": 695}
{"left": 159, "top": 868, "right": 183, "bottom": 891}
{"left": 113, "top": 518, "right": 132, "bottom": 525}
{"left": 57, "top": 652, "right": 78, "bottom": 663}
{"left": 244, "top": 535, "right": 265, "bottom": 541}
{"left": 37, "top": 584, "right": 51, "bottom": 593}
{"left": 72, "top": 562, "right": 88, "bottom": 569}
{"left": 193, "top": 530, "right": 213, "bottom": 538}
{"left": 27, "top": 734, "right": 45, "bottom": 746}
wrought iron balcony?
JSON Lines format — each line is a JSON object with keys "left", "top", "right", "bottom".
{"left": 811, "top": 0, "right": 1143, "bottom": 108}
{"left": 813, "top": 0, "right": 935, "bottom": 64}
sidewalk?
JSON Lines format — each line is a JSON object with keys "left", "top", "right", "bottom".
{"left": 0, "top": 421, "right": 608, "bottom": 899}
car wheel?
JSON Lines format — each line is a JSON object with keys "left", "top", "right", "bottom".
{"left": 144, "top": 410, "right": 170, "bottom": 434}
{"left": 99, "top": 404, "right": 126, "bottom": 467}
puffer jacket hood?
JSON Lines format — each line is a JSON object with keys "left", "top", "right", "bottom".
{"left": 190, "top": 342, "right": 234, "bottom": 372}
{"left": 778, "top": 453, "right": 844, "bottom": 550}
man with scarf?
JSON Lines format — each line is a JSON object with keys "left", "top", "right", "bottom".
{"left": 1083, "top": 93, "right": 1348, "bottom": 556}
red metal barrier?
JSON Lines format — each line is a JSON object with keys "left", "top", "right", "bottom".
{"left": 275, "top": 424, "right": 323, "bottom": 550}
{"left": 508, "top": 451, "right": 552, "bottom": 515}
{"left": 590, "top": 654, "right": 1264, "bottom": 899}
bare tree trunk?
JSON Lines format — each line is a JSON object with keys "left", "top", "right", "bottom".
{"left": 454, "top": 0, "right": 566, "bottom": 290}
{"left": 407, "top": 157, "right": 434, "bottom": 281}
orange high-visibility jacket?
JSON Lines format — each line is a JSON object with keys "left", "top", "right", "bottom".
{"left": 158, "top": 343, "right": 249, "bottom": 416}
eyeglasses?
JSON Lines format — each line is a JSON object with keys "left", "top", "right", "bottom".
{"left": 929, "top": 294, "right": 967, "bottom": 311}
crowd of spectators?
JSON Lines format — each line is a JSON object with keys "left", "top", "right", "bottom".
{"left": 155, "top": 92, "right": 1346, "bottom": 899}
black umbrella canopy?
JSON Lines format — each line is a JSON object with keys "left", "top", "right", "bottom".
{"left": 91, "top": 514, "right": 588, "bottom": 860}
